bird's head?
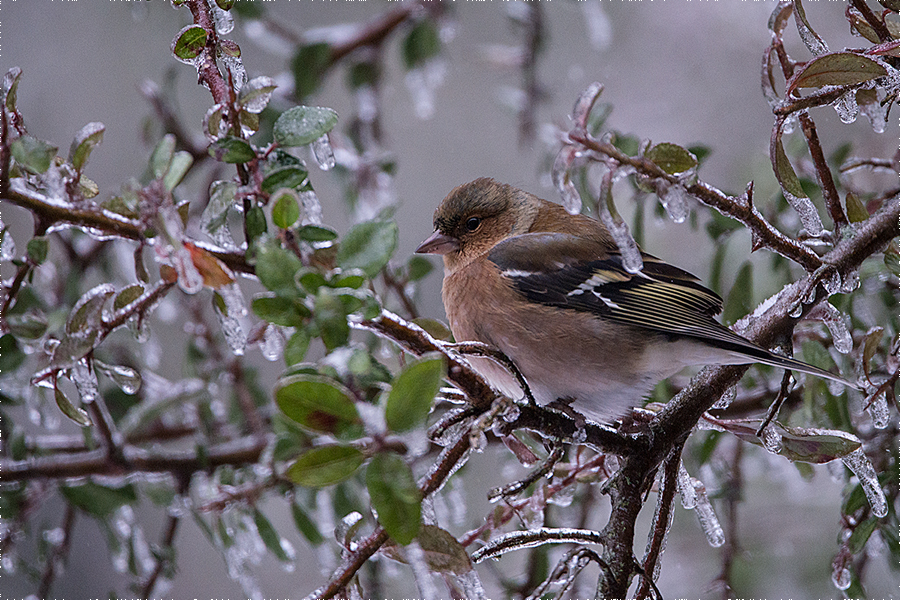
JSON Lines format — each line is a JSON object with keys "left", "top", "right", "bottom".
{"left": 416, "top": 178, "right": 539, "bottom": 273}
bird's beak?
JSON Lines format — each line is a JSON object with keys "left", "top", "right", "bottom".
{"left": 416, "top": 230, "right": 459, "bottom": 255}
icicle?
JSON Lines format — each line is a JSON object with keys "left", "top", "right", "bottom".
{"left": 93, "top": 360, "right": 142, "bottom": 394}
{"left": 657, "top": 181, "right": 689, "bottom": 223}
{"left": 841, "top": 448, "right": 888, "bottom": 517}
{"left": 691, "top": 478, "right": 725, "bottom": 547}
{"left": 260, "top": 323, "right": 284, "bottom": 361}
{"left": 551, "top": 145, "right": 582, "bottom": 215}
{"left": 818, "top": 303, "right": 853, "bottom": 354}
{"left": 833, "top": 92, "right": 859, "bottom": 124}
{"left": 782, "top": 190, "right": 824, "bottom": 236}
{"left": 311, "top": 134, "right": 335, "bottom": 171}
{"left": 676, "top": 463, "right": 697, "bottom": 509}
{"left": 209, "top": 1, "right": 235, "bottom": 35}
{"left": 70, "top": 359, "right": 99, "bottom": 404}
{"left": 867, "top": 392, "right": 890, "bottom": 430}
{"left": 298, "top": 190, "right": 323, "bottom": 226}
{"left": 760, "top": 424, "right": 784, "bottom": 454}
{"left": 214, "top": 290, "right": 246, "bottom": 356}
{"left": 172, "top": 245, "right": 204, "bottom": 294}
{"left": 402, "top": 541, "right": 441, "bottom": 600}
{"left": 859, "top": 89, "right": 887, "bottom": 133}
{"left": 712, "top": 385, "right": 736, "bottom": 410}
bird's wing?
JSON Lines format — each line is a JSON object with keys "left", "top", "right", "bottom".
{"left": 487, "top": 232, "right": 747, "bottom": 348}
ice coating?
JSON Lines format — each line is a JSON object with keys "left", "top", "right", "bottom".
{"left": 783, "top": 189, "right": 824, "bottom": 236}
{"left": 311, "top": 134, "right": 335, "bottom": 171}
{"left": 841, "top": 447, "right": 888, "bottom": 517}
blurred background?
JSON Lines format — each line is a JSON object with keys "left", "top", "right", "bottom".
{"left": 2, "top": 1, "right": 895, "bottom": 597}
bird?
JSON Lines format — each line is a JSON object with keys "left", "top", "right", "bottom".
{"left": 415, "top": 177, "right": 854, "bottom": 424}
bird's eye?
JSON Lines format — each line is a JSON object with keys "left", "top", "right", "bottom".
{"left": 465, "top": 217, "right": 481, "bottom": 232}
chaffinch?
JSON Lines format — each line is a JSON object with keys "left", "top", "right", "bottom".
{"left": 416, "top": 177, "right": 851, "bottom": 423}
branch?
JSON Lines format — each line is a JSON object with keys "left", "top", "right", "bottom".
{"left": 798, "top": 111, "right": 848, "bottom": 232}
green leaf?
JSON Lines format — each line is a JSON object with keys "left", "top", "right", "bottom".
{"left": 385, "top": 354, "right": 445, "bottom": 433}
{"left": 26, "top": 237, "right": 48, "bottom": 264}
{"left": 286, "top": 445, "right": 365, "bottom": 488}
{"left": 0, "top": 334, "right": 25, "bottom": 373}
{"left": 366, "top": 453, "right": 421, "bottom": 545}
{"left": 215, "top": 0, "right": 235, "bottom": 11}
{"left": 275, "top": 375, "right": 362, "bottom": 438}
{"left": 171, "top": 24, "right": 207, "bottom": 61}
{"left": 284, "top": 328, "right": 311, "bottom": 366}
{"left": 67, "top": 284, "right": 115, "bottom": 334}
{"left": 164, "top": 151, "right": 193, "bottom": 192}
{"left": 348, "top": 61, "right": 381, "bottom": 90}
{"left": 645, "top": 142, "right": 697, "bottom": 175}
{"left": 245, "top": 206, "right": 267, "bottom": 243}
{"left": 6, "top": 311, "right": 48, "bottom": 340}
{"left": 885, "top": 250, "right": 900, "bottom": 278}
{"left": 337, "top": 220, "right": 398, "bottom": 278}
{"left": 11, "top": 135, "right": 57, "bottom": 174}
{"left": 253, "top": 239, "right": 302, "bottom": 297}
{"left": 60, "top": 482, "right": 137, "bottom": 518}
{"left": 68, "top": 122, "right": 105, "bottom": 172}
{"left": 261, "top": 166, "right": 309, "bottom": 195}
{"left": 722, "top": 262, "right": 752, "bottom": 325}
{"left": 407, "top": 255, "right": 434, "bottom": 281}
{"left": 772, "top": 135, "right": 808, "bottom": 199}
{"left": 274, "top": 106, "right": 339, "bottom": 147}
{"left": 291, "top": 43, "right": 332, "bottom": 99}
{"left": 402, "top": 20, "right": 441, "bottom": 69}
{"left": 314, "top": 289, "right": 351, "bottom": 350}
{"left": 55, "top": 386, "right": 92, "bottom": 427}
{"left": 209, "top": 136, "right": 255, "bottom": 164}
{"left": 291, "top": 501, "right": 325, "bottom": 545}
{"left": 148, "top": 134, "right": 176, "bottom": 180}
{"left": 847, "top": 517, "right": 879, "bottom": 554}
{"left": 272, "top": 190, "right": 301, "bottom": 229}
{"left": 2, "top": 67, "right": 22, "bottom": 112}
{"left": 297, "top": 224, "right": 338, "bottom": 243}
{"left": 787, "top": 52, "right": 887, "bottom": 93}
{"left": 845, "top": 192, "right": 869, "bottom": 223}
{"left": 252, "top": 508, "right": 291, "bottom": 562}
{"left": 251, "top": 295, "right": 307, "bottom": 327}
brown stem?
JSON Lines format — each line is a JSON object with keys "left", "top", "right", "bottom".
{"left": 636, "top": 445, "right": 682, "bottom": 599}
{"left": 849, "top": 0, "right": 892, "bottom": 43}
{"left": 799, "top": 111, "right": 848, "bottom": 231}
{"left": 36, "top": 503, "right": 76, "bottom": 599}
{"left": 184, "top": 0, "right": 230, "bottom": 106}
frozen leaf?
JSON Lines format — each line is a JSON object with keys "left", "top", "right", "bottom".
{"left": 551, "top": 146, "right": 582, "bottom": 214}
{"left": 148, "top": 134, "right": 175, "bottom": 179}
{"left": 816, "top": 303, "right": 853, "bottom": 354}
{"left": 11, "top": 135, "right": 57, "bottom": 174}
{"left": 2, "top": 67, "right": 22, "bottom": 111}
{"left": 274, "top": 106, "right": 339, "bottom": 147}
{"left": 164, "top": 151, "right": 193, "bottom": 192}
{"left": 884, "top": 250, "right": 900, "bottom": 278}
{"left": 286, "top": 445, "right": 364, "bottom": 488}
{"left": 239, "top": 76, "right": 277, "bottom": 113}
{"left": 772, "top": 134, "right": 807, "bottom": 201}
{"left": 296, "top": 224, "right": 337, "bottom": 243}
{"left": 0, "top": 334, "right": 25, "bottom": 372}
{"left": 171, "top": 25, "right": 207, "bottom": 63}
{"left": 291, "top": 43, "right": 331, "bottom": 99}
{"left": 68, "top": 122, "right": 105, "bottom": 173}
{"left": 291, "top": 501, "right": 324, "bottom": 545}
{"left": 245, "top": 205, "right": 267, "bottom": 244}
{"left": 251, "top": 295, "right": 307, "bottom": 328}
{"left": 261, "top": 166, "right": 309, "bottom": 195}
{"left": 202, "top": 180, "right": 237, "bottom": 242}
{"left": 61, "top": 482, "right": 136, "bottom": 518}
{"left": 275, "top": 375, "right": 362, "bottom": 438}
{"left": 862, "top": 326, "right": 884, "bottom": 382}
{"left": 54, "top": 385, "right": 92, "bottom": 427}
{"left": 113, "top": 284, "right": 144, "bottom": 311}
{"left": 208, "top": 136, "right": 255, "bottom": 164}
{"left": 66, "top": 284, "right": 115, "bottom": 334}
{"left": 6, "top": 311, "right": 48, "bottom": 340}
{"left": 385, "top": 354, "right": 445, "bottom": 433}
{"left": 202, "top": 103, "right": 229, "bottom": 142}
{"left": 402, "top": 20, "right": 441, "bottom": 69}
{"left": 791, "top": 0, "right": 828, "bottom": 55}
{"left": 366, "top": 453, "right": 422, "bottom": 545}
{"left": 841, "top": 448, "right": 888, "bottom": 517}
{"left": 382, "top": 525, "right": 472, "bottom": 575}
{"left": 252, "top": 509, "right": 291, "bottom": 562}
{"left": 26, "top": 237, "right": 48, "bottom": 264}
{"left": 845, "top": 192, "right": 868, "bottom": 223}
{"left": 272, "top": 190, "right": 300, "bottom": 229}
{"left": 253, "top": 239, "right": 302, "bottom": 297}
{"left": 787, "top": 53, "right": 886, "bottom": 93}
{"left": 184, "top": 242, "right": 235, "bottom": 289}
{"left": 645, "top": 142, "right": 697, "bottom": 175}
{"left": 336, "top": 220, "right": 398, "bottom": 278}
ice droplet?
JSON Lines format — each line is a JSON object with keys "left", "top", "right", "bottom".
{"left": 676, "top": 463, "right": 697, "bottom": 509}
{"left": 210, "top": 3, "right": 235, "bottom": 35}
{"left": 831, "top": 565, "right": 851, "bottom": 590}
{"left": 94, "top": 360, "right": 142, "bottom": 395}
{"left": 833, "top": 92, "right": 859, "bottom": 124}
{"left": 818, "top": 303, "right": 853, "bottom": 354}
{"left": 260, "top": 323, "right": 284, "bottom": 361}
{"left": 298, "top": 190, "right": 323, "bottom": 226}
{"left": 866, "top": 392, "right": 890, "bottom": 429}
{"left": 173, "top": 245, "right": 204, "bottom": 294}
{"left": 551, "top": 146, "right": 582, "bottom": 215}
{"left": 859, "top": 90, "right": 887, "bottom": 133}
{"left": 311, "top": 134, "right": 335, "bottom": 171}
{"left": 657, "top": 181, "right": 689, "bottom": 224}
{"left": 220, "top": 54, "right": 247, "bottom": 94}
{"left": 781, "top": 113, "right": 798, "bottom": 135}
{"left": 214, "top": 293, "right": 246, "bottom": 356}
{"left": 760, "top": 425, "right": 783, "bottom": 454}
{"left": 841, "top": 448, "right": 888, "bottom": 517}
{"left": 691, "top": 478, "right": 725, "bottom": 547}
{"left": 783, "top": 190, "right": 824, "bottom": 236}
{"left": 0, "top": 227, "right": 16, "bottom": 261}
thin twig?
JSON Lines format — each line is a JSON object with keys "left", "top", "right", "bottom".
{"left": 798, "top": 111, "right": 848, "bottom": 232}
{"left": 36, "top": 504, "right": 76, "bottom": 599}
